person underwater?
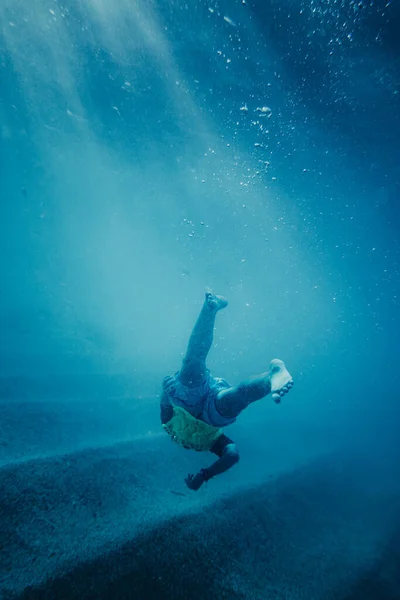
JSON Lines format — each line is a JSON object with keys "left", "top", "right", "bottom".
{"left": 160, "top": 292, "right": 294, "bottom": 491}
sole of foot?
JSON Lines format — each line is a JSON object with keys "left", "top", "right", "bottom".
{"left": 269, "top": 359, "right": 294, "bottom": 404}
{"left": 205, "top": 292, "right": 228, "bottom": 311}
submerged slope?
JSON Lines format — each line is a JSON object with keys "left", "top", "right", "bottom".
{"left": 0, "top": 434, "right": 399, "bottom": 600}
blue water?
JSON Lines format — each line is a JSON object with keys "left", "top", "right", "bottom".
{"left": 0, "top": 1, "right": 399, "bottom": 598}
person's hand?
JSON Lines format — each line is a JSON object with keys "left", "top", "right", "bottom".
{"left": 185, "top": 471, "right": 206, "bottom": 491}
{"left": 163, "top": 376, "right": 175, "bottom": 394}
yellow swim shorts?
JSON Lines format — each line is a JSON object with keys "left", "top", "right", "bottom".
{"left": 163, "top": 405, "right": 223, "bottom": 452}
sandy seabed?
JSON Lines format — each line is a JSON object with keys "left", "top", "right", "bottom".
{"left": 0, "top": 394, "right": 399, "bottom": 600}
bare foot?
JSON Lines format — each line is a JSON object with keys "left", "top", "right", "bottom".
{"left": 205, "top": 291, "right": 228, "bottom": 311}
{"left": 269, "top": 359, "right": 294, "bottom": 403}
{"left": 185, "top": 472, "right": 205, "bottom": 491}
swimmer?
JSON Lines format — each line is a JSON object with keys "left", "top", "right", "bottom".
{"left": 160, "top": 292, "right": 294, "bottom": 491}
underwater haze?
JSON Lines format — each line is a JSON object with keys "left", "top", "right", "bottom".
{"left": 0, "top": 0, "right": 399, "bottom": 599}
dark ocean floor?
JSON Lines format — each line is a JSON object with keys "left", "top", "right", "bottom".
{"left": 0, "top": 394, "right": 399, "bottom": 600}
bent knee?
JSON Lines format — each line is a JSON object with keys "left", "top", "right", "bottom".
{"left": 225, "top": 443, "right": 240, "bottom": 464}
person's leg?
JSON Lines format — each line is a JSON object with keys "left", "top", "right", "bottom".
{"left": 185, "top": 434, "right": 239, "bottom": 491}
{"left": 178, "top": 292, "right": 228, "bottom": 387}
{"left": 215, "top": 359, "right": 294, "bottom": 419}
